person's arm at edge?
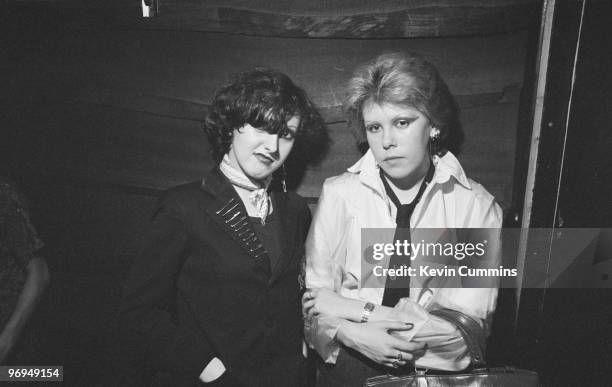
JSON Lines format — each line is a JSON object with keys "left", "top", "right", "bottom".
{"left": 0, "top": 256, "right": 49, "bottom": 362}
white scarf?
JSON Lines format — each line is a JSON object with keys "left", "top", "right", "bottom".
{"left": 219, "top": 154, "right": 273, "bottom": 224}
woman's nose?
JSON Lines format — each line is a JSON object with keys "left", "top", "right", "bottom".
{"left": 263, "top": 133, "right": 279, "bottom": 153}
{"left": 381, "top": 127, "right": 395, "bottom": 149}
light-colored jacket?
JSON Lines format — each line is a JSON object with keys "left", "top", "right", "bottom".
{"left": 305, "top": 149, "right": 502, "bottom": 371}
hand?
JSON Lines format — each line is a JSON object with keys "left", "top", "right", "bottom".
{"left": 200, "top": 357, "right": 226, "bottom": 383}
{"left": 336, "top": 320, "right": 426, "bottom": 368}
{"left": 302, "top": 288, "right": 360, "bottom": 321}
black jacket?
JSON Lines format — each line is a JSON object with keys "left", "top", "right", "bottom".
{"left": 119, "top": 168, "right": 311, "bottom": 386}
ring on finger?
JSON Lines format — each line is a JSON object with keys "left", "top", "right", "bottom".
{"left": 392, "top": 360, "right": 400, "bottom": 368}
{"left": 397, "top": 352, "right": 403, "bottom": 361}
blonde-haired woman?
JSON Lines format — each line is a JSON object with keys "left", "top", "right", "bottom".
{"left": 303, "top": 52, "right": 501, "bottom": 385}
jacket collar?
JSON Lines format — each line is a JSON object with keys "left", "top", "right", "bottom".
{"left": 347, "top": 149, "right": 472, "bottom": 197}
{"left": 200, "top": 165, "right": 240, "bottom": 200}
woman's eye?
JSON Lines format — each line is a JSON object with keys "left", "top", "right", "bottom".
{"left": 395, "top": 119, "right": 413, "bottom": 128}
{"left": 280, "top": 129, "right": 295, "bottom": 140}
{"left": 366, "top": 124, "right": 381, "bottom": 133}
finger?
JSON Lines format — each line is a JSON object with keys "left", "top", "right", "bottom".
{"left": 385, "top": 349, "right": 414, "bottom": 362}
{"left": 379, "top": 320, "right": 414, "bottom": 331}
{"left": 383, "top": 359, "right": 407, "bottom": 369}
{"left": 301, "top": 300, "right": 315, "bottom": 317}
{"left": 302, "top": 299, "right": 315, "bottom": 310}
{"left": 307, "top": 306, "right": 319, "bottom": 319}
{"left": 302, "top": 291, "right": 314, "bottom": 302}
{"left": 391, "top": 351, "right": 414, "bottom": 361}
{"left": 384, "top": 347, "right": 411, "bottom": 360}
{"left": 393, "top": 340, "right": 427, "bottom": 353}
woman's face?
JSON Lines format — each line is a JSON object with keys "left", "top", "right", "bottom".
{"left": 227, "top": 116, "right": 299, "bottom": 183}
{"left": 363, "top": 101, "right": 432, "bottom": 184}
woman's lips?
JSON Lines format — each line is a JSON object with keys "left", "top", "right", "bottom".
{"left": 383, "top": 156, "right": 404, "bottom": 162}
{"left": 255, "top": 153, "right": 275, "bottom": 164}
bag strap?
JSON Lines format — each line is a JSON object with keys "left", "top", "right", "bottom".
{"left": 429, "top": 308, "right": 486, "bottom": 367}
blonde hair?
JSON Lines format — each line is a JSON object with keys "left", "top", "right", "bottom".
{"left": 344, "top": 52, "right": 462, "bottom": 155}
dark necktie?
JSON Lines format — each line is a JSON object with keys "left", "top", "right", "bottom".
{"left": 381, "top": 163, "right": 435, "bottom": 307}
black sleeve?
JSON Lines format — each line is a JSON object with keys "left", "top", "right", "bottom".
{"left": 303, "top": 200, "right": 312, "bottom": 238}
{"left": 297, "top": 194, "right": 312, "bottom": 242}
{"left": 298, "top": 197, "right": 312, "bottom": 292}
{"left": 118, "top": 196, "right": 217, "bottom": 378}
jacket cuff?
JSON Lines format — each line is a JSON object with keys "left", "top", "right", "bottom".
{"left": 305, "top": 315, "right": 342, "bottom": 364}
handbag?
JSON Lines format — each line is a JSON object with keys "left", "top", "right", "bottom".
{"left": 364, "top": 308, "right": 540, "bottom": 387}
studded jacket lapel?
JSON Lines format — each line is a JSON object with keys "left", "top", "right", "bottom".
{"left": 201, "top": 168, "right": 271, "bottom": 277}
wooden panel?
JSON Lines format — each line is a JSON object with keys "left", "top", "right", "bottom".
{"left": 18, "top": 103, "right": 211, "bottom": 191}
{"left": 3, "top": 29, "right": 528, "bottom": 117}
{"left": 224, "top": 2, "right": 538, "bottom": 39}
{"left": 459, "top": 102, "right": 519, "bottom": 210}
{"left": 6, "top": 0, "right": 539, "bottom": 38}
{"left": 72, "top": 86, "right": 521, "bottom": 125}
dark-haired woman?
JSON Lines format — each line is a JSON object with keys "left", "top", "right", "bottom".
{"left": 120, "top": 68, "right": 327, "bottom": 386}
{"left": 303, "top": 52, "right": 502, "bottom": 385}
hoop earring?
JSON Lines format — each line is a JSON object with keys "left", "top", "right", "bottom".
{"left": 282, "top": 164, "right": 287, "bottom": 193}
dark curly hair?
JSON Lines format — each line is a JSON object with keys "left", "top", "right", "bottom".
{"left": 203, "top": 68, "right": 328, "bottom": 171}
{"left": 344, "top": 52, "right": 463, "bottom": 156}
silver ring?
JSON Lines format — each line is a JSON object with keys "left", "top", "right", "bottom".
{"left": 392, "top": 360, "right": 400, "bottom": 368}
{"left": 397, "top": 352, "right": 403, "bottom": 361}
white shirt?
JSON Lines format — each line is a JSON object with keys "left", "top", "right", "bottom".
{"left": 305, "top": 150, "right": 502, "bottom": 371}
